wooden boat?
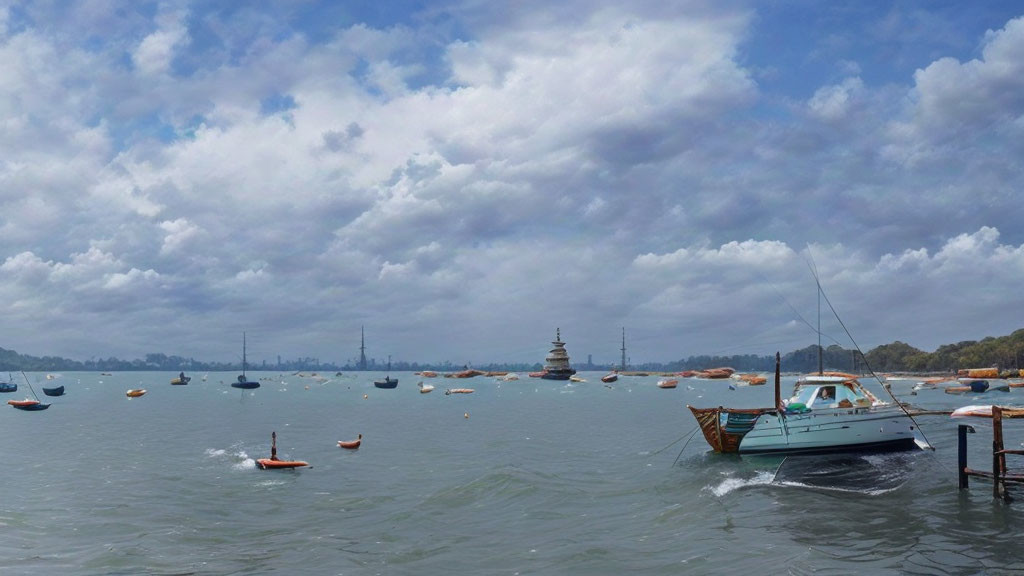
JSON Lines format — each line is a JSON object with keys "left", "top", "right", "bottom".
{"left": 374, "top": 356, "right": 398, "bottom": 389}
{"left": 601, "top": 372, "right": 619, "bottom": 383}
{"left": 0, "top": 382, "right": 17, "bottom": 393}
{"left": 338, "top": 434, "right": 362, "bottom": 449}
{"left": 736, "top": 373, "right": 767, "bottom": 386}
{"left": 445, "top": 388, "right": 475, "bottom": 395}
{"left": 657, "top": 379, "right": 678, "bottom": 389}
{"left": 8, "top": 399, "right": 49, "bottom": 411}
{"left": 528, "top": 371, "right": 547, "bottom": 378}
{"left": 569, "top": 375, "right": 586, "bottom": 382}
{"left": 540, "top": 328, "right": 576, "bottom": 380}
{"left": 418, "top": 381, "right": 435, "bottom": 393}
{"left": 126, "top": 389, "right": 147, "bottom": 397}
{"left": 958, "top": 368, "right": 999, "bottom": 379}
{"left": 418, "top": 371, "right": 438, "bottom": 378}
{"left": 258, "top": 431, "right": 308, "bottom": 469}
{"left": 231, "top": 333, "right": 261, "bottom": 389}
{"left": 445, "top": 369, "right": 486, "bottom": 379}
{"left": 42, "top": 385, "right": 65, "bottom": 396}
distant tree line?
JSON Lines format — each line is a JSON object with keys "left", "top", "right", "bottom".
{"left": 2, "top": 328, "right": 1024, "bottom": 373}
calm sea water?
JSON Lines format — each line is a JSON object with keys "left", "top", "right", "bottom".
{"left": 2, "top": 370, "right": 1023, "bottom": 575}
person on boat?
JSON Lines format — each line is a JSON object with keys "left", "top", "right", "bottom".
{"left": 817, "top": 386, "right": 834, "bottom": 403}
{"left": 271, "top": 431, "right": 278, "bottom": 461}
{"left": 179, "top": 371, "right": 186, "bottom": 381}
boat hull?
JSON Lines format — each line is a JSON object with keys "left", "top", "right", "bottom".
{"left": 171, "top": 377, "right": 190, "bottom": 385}
{"left": 8, "top": 399, "right": 50, "bottom": 410}
{"left": 374, "top": 379, "right": 398, "bottom": 389}
{"left": 540, "top": 369, "right": 575, "bottom": 381}
{"left": 257, "top": 459, "right": 308, "bottom": 470}
{"left": 0, "top": 383, "right": 17, "bottom": 393}
{"left": 689, "top": 405, "right": 919, "bottom": 455}
{"left": 231, "top": 382, "right": 260, "bottom": 389}
{"left": 42, "top": 386, "right": 65, "bottom": 396}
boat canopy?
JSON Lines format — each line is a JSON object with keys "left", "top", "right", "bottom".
{"left": 789, "top": 375, "right": 878, "bottom": 409}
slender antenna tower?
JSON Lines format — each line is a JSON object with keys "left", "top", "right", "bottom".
{"left": 358, "top": 326, "right": 368, "bottom": 370}
{"left": 620, "top": 328, "right": 627, "bottom": 371}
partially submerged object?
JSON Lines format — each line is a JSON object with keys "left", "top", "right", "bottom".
{"left": 446, "top": 388, "right": 474, "bottom": 395}
{"left": 258, "top": 431, "right": 308, "bottom": 470}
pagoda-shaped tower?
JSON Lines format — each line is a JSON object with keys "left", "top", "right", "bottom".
{"left": 541, "top": 328, "right": 576, "bottom": 380}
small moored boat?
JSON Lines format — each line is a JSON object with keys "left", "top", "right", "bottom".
{"left": 657, "top": 379, "right": 678, "bottom": 389}
{"left": 446, "top": 388, "right": 475, "bottom": 395}
{"left": 8, "top": 399, "right": 50, "bottom": 411}
{"left": 231, "top": 333, "right": 261, "bottom": 389}
{"left": 418, "top": 381, "right": 434, "bottom": 394}
{"left": 601, "top": 372, "right": 618, "bottom": 383}
{"left": 0, "top": 382, "right": 18, "bottom": 393}
{"left": 42, "top": 385, "right": 65, "bottom": 397}
{"left": 374, "top": 356, "right": 398, "bottom": 389}
{"left": 126, "top": 389, "right": 146, "bottom": 398}
{"left": 338, "top": 434, "right": 362, "bottom": 449}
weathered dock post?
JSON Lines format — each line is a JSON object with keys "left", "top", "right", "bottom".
{"left": 958, "top": 424, "right": 974, "bottom": 490}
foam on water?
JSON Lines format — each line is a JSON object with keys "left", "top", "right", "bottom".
{"left": 708, "top": 470, "right": 776, "bottom": 496}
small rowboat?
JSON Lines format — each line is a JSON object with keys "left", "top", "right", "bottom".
{"left": 8, "top": 399, "right": 50, "bottom": 411}
{"left": 446, "top": 388, "right": 474, "bottom": 395}
{"left": 0, "top": 382, "right": 17, "bottom": 393}
{"left": 126, "top": 389, "right": 147, "bottom": 398}
{"left": 418, "top": 381, "right": 434, "bottom": 393}
{"left": 338, "top": 434, "right": 362, "bottom": 449}
{"left": 657, "top": 379, "right": 678, "bottom": 389}
{"left": 43, "top": 385, "right": 65, "bottom": 396}
{"left": 569, "top": 375, "right": 586, "bottom": 382}
{"left": 601, "top": 373, "right": 618, "bottom": 383}
{"left": 257, "top": 459, "right": 309, "bottom": 470}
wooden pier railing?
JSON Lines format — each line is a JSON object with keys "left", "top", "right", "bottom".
{"left": 958, "top": 406, "right": 1024, "bottom": 501}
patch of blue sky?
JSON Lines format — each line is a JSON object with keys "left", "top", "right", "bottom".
{"left": 742, "top": 1, "right": 1024, "bottom": 97}
{"left": 260, "top": 94, "right": 297, "bottom": 116}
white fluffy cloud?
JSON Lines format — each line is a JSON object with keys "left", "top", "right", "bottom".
{"left": 0, "top": 2, "right": 1021, "bottom": 363}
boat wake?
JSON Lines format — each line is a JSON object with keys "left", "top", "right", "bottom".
{"left": 771, "top": 453, "right": 915, "bottom": 495}
{"left": 206, "top": 447, "right": 256, "bottom": 470}
{"left": 707, "top": 471, "right": 776, "bottom": 497}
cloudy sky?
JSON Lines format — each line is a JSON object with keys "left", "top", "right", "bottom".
{"left": 1, "top": 1, "right": 1023, "bottom": 367}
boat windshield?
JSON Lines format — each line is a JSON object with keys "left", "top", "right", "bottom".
{"left": 790, "top": 381, "right": 870, "bottom": 409}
